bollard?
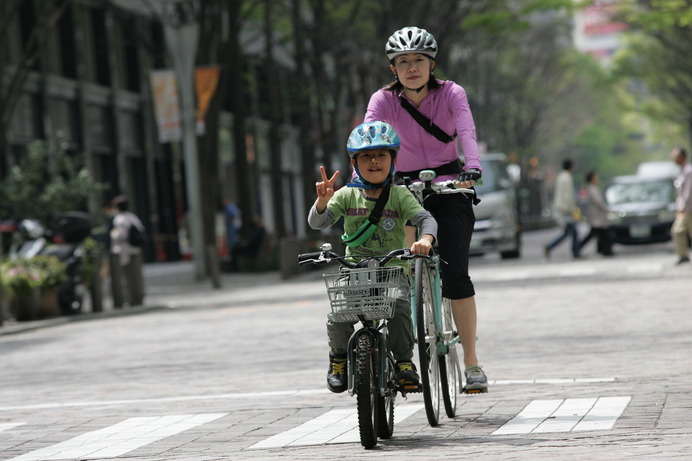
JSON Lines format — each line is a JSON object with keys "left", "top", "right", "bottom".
{"left": 90, "top": 250, "right": 104, "bottom": 313}
{"left": 279, "top": 238, "right": 299, "bottom": 280}
{"left": 206, "top": 245, "right": 221, "bottom": 289}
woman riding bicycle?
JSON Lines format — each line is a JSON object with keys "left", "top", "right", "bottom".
{"left": 308, "top": 121, "right": 437, "bottom": 393}
{"left": 363, "top": 26, "right": 488, "bottom": 391}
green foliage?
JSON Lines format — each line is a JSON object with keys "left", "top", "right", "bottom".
{"left": 0, "top": 255, "right": 68, "bottom": 299}
{"left": 0, "top": 141, "right": 103, "bottom": 226}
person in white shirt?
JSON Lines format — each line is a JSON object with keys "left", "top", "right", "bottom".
{"left": 109, "top": 196, "right": 145, "bottom": 306}
{"left": 544, "top": 159, "right": 580, "bottom": 259}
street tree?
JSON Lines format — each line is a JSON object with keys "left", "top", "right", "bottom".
{"left": 615, "top": 0, "right": 692, "bottom": 147}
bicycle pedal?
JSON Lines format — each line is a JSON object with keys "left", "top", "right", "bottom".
{"left": 463, "top": 387, "right": 488, "bottom": 395}
{"left": 399, "top": 383, "right": 423, "bottom": 393}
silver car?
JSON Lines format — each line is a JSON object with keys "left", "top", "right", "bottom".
{"left": 605, "top": 175, "right": 676, "bottom": 244}
{"left": 470, "top": 153, "right": 521, "bottom": 259}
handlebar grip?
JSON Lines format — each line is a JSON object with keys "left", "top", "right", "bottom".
{"left": 297, "top": 251, "right": 323, "bottom": 263}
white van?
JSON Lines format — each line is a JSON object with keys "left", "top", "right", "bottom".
{"left": 470, "top": 153, "right": 521, "bottom": 259}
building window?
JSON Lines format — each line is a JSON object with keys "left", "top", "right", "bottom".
{"left": 90, "top": 8, "right": 111, "bottom": 86}
{"left": 85, "top": 104, "right": 113, "bottom": 151}
{"left": 58, "top": 6, "right": 78, "bottom": 79}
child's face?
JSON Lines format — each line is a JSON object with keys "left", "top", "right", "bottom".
{"left": 352, "top": 149, "right": 392, "bottom": 184}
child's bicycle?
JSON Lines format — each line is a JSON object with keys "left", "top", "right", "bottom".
{"left": 400, "top": 170, "right": 484, "bottom": 427}
{"left": 298, "top": 245, "right": 426, "bottom": 449}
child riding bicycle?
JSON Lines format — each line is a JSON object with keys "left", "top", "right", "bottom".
{"left": 308, "top": 121, "right": 438, "bottom": 393}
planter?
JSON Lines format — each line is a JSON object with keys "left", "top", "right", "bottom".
{"left": 38, "top": 287, "right": 60, "bottom": 318}
{"left": 8, "top": 288, "right": 40, "bottom": 321}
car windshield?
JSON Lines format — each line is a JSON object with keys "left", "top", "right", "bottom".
{"left": 605, "top": 180, "right": 673, "bottom": 205}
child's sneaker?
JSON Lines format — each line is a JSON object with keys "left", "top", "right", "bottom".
{"left": 396, "top": 360, "right": 421, "bottom": 391}
{"left": 327, "top": 354, "right": 347, "bottom": 393}
{"left": 464, "top": 365, "right": 488, "bottom": 393}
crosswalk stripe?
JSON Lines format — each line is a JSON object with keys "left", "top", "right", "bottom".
{"left": 248, "top": 404, "right": 423, "bottom": 449}
{"left": 492, "top": 396, "right": 631, "bottom": 435}
{"left": 8, "top": 413, "right": 227, "bottom": 461}
{"left": 0, "top": 423, "right": 24, "bottom": 433}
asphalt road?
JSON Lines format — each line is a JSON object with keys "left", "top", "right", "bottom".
{"left": 1, "top": 228, "right": 690, "bottom": 460}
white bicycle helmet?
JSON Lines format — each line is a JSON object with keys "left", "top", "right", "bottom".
{"left": 386, "top": 26, "right": 438, "bottom": 61}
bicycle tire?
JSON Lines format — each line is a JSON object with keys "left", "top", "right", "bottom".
{"left": 414, "top": 257, "right": 441, "bottom": 427}
{"left": 377, "top": 355, "right": 395, "bottom": 439}
{"left": 356, "top": 333, "right": 378, "bottom": 448}
{"left": 439, "top": 298, "right": 460, "bottom": 418}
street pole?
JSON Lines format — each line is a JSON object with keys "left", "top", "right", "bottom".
{"left": 164, "top": 22, "right": 206, "bottom": 280}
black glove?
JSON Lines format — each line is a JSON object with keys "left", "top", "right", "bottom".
{"left": 458, "top": 168, "right": 482, "bottom": 182}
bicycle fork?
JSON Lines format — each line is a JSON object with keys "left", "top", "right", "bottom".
{"left": 346, "top": 325, "right": 393, "bottom": 397}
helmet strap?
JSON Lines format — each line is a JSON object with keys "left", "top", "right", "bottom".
{"left": 348, "top": 163, "right": 392, "bottom": 190}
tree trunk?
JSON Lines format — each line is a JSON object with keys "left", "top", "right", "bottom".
{"left": 228, "top": 0, "right": 254, "bottom": 239}
{"left": 264, "top": 0, "right": 286, "bottom": 238}
{"left": 291, "top": 0, "right": 317, "bottom": 218}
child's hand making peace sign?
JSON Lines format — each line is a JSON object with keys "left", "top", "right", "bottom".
{"left": 315, "top": 166, "right": 340, "bottom": 213}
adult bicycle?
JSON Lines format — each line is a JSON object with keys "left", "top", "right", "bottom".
{"left": 401, "top": 170, "right": 482, "bottom": 427}
{"left": 298, "top": 245, "right": 425, "bottom": 449}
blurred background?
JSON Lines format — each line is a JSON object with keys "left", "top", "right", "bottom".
{"left": 0, "top": 0, "right": 690, "bottom": 277}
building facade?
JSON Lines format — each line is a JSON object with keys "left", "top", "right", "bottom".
{"left": 0, "top": 0, "right": 306, "bottom": 263}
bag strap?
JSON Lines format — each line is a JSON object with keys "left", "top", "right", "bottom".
{"left": 342, "top": 184, "right": 392, "bottom": 246}
{"left": 400, "top": 97, "right": 456, "bottom": 143}
{"left": 368, "top": 183, "right": 392, "bottom": 224}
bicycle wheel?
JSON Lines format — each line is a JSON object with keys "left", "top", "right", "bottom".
{"left": 439, "top": 298, "right": 460, "bottom": 418}
{"left": 414, "top": 258, "right": 441, "bottom": 427}
{"left": 377, "top": 355, "right": 395, "bottom": 439}
{"left": 356, "top": 333, "right": 378, "bottom": 448}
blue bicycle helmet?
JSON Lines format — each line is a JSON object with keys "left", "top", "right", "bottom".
{"left": 346, "top": 121, "right": 400, "bottom": 159}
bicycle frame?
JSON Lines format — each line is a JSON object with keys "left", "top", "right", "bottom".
{"left": 402, "top": 170, "right": 474, "bottom": 425}
{"left": 410, "top": 254, "right": 460, "bottom": 355}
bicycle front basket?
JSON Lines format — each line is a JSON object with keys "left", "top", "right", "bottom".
{"left": 323, "top": 266, "right": 401, "bottom": 323}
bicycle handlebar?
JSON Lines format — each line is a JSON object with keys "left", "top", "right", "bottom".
{"left": 297, "top": 246, "right": 428, "bottom": 269}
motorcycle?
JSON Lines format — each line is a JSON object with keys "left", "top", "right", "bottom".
{"left": 13, "top": 212, "right": 92, "bottom": 316}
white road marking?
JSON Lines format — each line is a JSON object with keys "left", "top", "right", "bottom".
{"left": 492, "top": 396, "right": 631, "bottom": 435}
{"left": 0, "top": 378, "right": 614, "bottom": 412}
{"left": 248, "top": 404, "right": 423, "bottom": 449}
{"left": 0, "top": 422, "right": 25, "bottom": 432}
{"left": 8, "top": 413, "right": 227, "bottom": 461}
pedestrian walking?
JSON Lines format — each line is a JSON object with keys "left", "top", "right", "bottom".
{"left": 578, "top": 170, "right": 614, "bottom": 256}
{"left": 544, "top": 159, "right": 581, "bottom": 259}
{"left": 671, "top": 146, "right": 692, "bottom": 265}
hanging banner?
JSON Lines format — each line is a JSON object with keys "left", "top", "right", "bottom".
{"left": 195, "top": 67, "right": 221, "bottom": 135}
{"left": 150, "top": 70, "right": 182, "bottom": 143}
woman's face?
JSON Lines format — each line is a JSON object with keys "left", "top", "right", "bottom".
{"left": 352, "top": 149, "right": 393, "bottom": 184}
{"left": 391, "top": 53, "right": 434, "bottom": 89}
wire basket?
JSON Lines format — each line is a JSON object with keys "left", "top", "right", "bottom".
{"left": 323, "top": 266, "right": 402, "bottom": 323}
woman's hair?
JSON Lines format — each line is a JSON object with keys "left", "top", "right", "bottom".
{"left": 384, "top": 74, "right": 443, "bottom": 93}
{"left": 585, "top": 170, "right": 596, "bottom": 183}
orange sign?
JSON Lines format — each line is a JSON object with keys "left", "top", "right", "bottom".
{"left": 195, "top": 67, "right": 220, "bottom": 135}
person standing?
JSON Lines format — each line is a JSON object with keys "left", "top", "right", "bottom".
{"left": 578, "top": 170, "right": 613, "bottom": 257}
{"left": 671, "top": 146, "right": 692, "bottom": 264}
{"left": 363, "top": 27, "right": 487, "bottom": 392}
{"left": 545, "top": 159, "right": 580, "bottom": 259}
{"left": 109, "top": 196, "right": 145, "bottom": 307}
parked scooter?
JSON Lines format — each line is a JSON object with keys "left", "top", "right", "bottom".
{"left": 13, "top": 212, "right": 92, "bottom": 316}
